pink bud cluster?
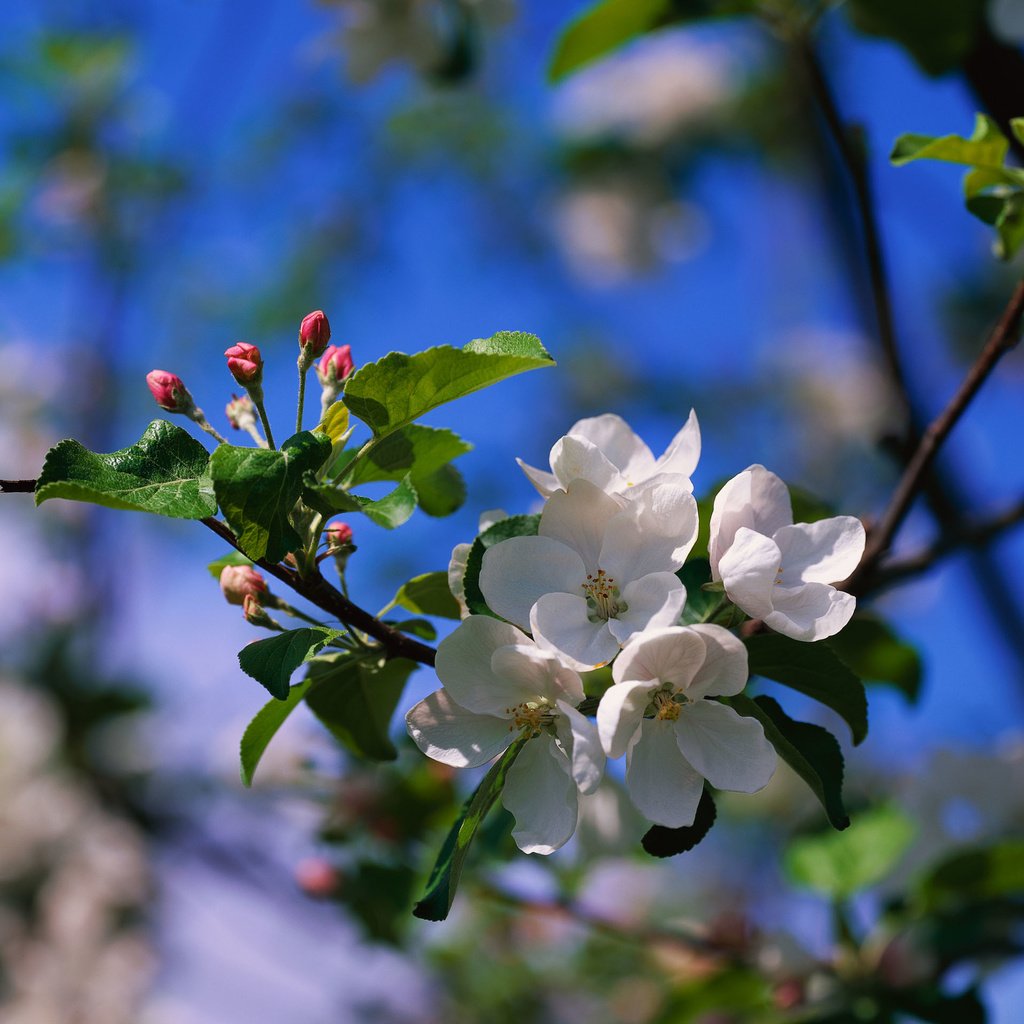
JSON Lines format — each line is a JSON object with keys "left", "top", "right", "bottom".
{"left": 316, "top": 344, "right": 354, "bottom": 386}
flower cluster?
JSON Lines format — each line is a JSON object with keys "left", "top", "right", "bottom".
{"left": 407, "top": 413, "right": 866, "bottom": 855}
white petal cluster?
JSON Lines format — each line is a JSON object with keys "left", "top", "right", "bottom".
{"left": 408, "top": 415, "right": 864, "bottom": 853}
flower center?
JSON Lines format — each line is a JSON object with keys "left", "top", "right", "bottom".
{"left": 506, "top": 698, "right": 555, "bottom": 737}
{"left": 581, "top": 569, "right": 627, "bottom": 623}
{"left": 652, "top": 688, "right": 682, "bottom": 721}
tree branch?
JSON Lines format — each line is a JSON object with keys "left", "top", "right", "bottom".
{"left": 849, "top": 277, "right": 1024, "bottom": 591}
{"left": 0, "top": 479, "right": 36, "bottom": 493}
{"left": 200, "top": 517, "right": 437, "bottom": 667}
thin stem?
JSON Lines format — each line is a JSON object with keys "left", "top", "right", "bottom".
{"left": 296, "top": 363, "right": 308, "bottom": 435}
{"left": 200, "top": 516, "right": 437, "bottom": 666}
{"left": 849, "top": 277, "right": 1024, "bottom": 591}
{"left": 255, "top": 400, "right": 276, "bottom": 450}
{"left": 268, "top": 598, "right": 327, "bottom": 628}
{"left": 197, "top": 419, "right": 230, "bottom": 446}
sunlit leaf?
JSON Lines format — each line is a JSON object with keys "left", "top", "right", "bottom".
{"left": 239, "top": 680, "right": 312, "bottom": 787}
{"left": 238, "top": 626, "right": 342, "bottom": 700}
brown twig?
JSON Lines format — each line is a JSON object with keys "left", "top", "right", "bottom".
{"left": 0, "top": 479, "right": 36, "bottom": 493}
{"left": 869, "top": 495, "right": 1024, "bottom": 592}
{"left": 848, "top": 278, "right": 1024, "bottom": 592}
{"left": 200, "top": 517, "right": 437, "bottom": 666}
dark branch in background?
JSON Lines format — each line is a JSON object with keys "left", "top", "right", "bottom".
{"left": 0, "top": 479, "right": 36, "bottom": 493}
{"left": 200, "top": 517, "right": 437, "bottom": 667}
{"left": 849, "top": 278, "right": 1024, "bottom": 590}
{"left": 963, "top": 23, "right": 1024, "bottom": 165}
{"left": 871, "top": 494, "right": 1024, "bottom": 591}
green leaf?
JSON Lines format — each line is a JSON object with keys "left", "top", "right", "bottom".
{"left": 207, "top": 551, "right": 253, "bottom": 579}
{"left": 993, "top": 191, "right": 1024, "bottom": 260}
{"left": 462, "top": 514, "right": 541, "bottom": 616}
{"left": 342, "top": 332, "right": 554, "bottom": 439}
{"left": 413, "top": 462, "right": 467, "bottom": 517}
{"left": 785, "top": 804, "right": 915, "bottom": 897}
{"left": 35, "top": 420, "right": 217, "bottom": 519}
{"left": 239, "top": 680, "right": 312, "bottom": 787}
{"left": 641, "top": 787, "right": 717, "bottom": 857}
{"left": 729, "top": 694, "right": 849, "bottom": 830}
{"left": 891, "top": 114, "right": 1008, "bottom": 169}
{"left": 238, "top": 627, "right": 341, "bottom": 700}
{"left": 548, "top": 0, "right": 754, "bottom": 82}
{"left": 413, "top": 736, "right": 526, "bottom": 921}
{"left": 304, "top": 655, "right": 417, "bottom": 761}
{"left": 388, "top": 618, "right": 437, "bottom": 641}
{"left": 826, "top": 614, "right": 922, "bottom": 703}
{"left": 889, "top": 987, "right": 986, "bottom": 1024}
{"left": 917, "top": 840, "right": 1024, "bottom": 911}
{"left": 847, "top": 0, "right": 985, "bottom": 77}
{"left": 745, "top": 634, "right": 868, "bottom": 745}
{"left": 304, "top": 474, "right": 418, "bottom": 530}
{"left": 210, "top": 431, "right": 332, "bottom": 562}
{"left": 677, "top": 558, "right": 721, "bottom": 625}
{"left": 389, "top": 571, "right": 461, "bottom": 620}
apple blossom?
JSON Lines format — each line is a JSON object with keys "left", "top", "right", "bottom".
{"left": 479, "top": 478, "right": 697, "bottom": 670}
{"left": 517, "top": 410, "right": 700, "bottom": 498}
{"left": 708, "top": 465, "right": 865, "bottom": 642}
{"left": 406, "top": 615, "right": 605, "bottom": 854}
{"left": 326, "top": 521, "right": 353, "bottom": 549}
{"left": 597, "top": 625, "right": 777, "bottom": 827}
{"left": 224, "top": 342, "right": 263, "bottom": 386}
{"left": 299, "top": 309, "right": 331, "bottom": 358}
{"left": 220, "top": 564, "right": 267, "bottom": 606}
{"left": 146, "top": 370, "right": 192, "bottom": 414}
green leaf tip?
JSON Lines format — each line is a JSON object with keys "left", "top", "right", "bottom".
{"left": 35, "top": 419, "right": 217, "bottom": 520}
{"left": 238, "top": 626, "right": 341, "bottom": 700}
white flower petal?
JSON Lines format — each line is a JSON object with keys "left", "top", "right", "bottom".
{"left": 608, "top": 572, "right": 686, "bottom": 644}
{"left": 596, "top": 679, "right": 656, "bottom": 759}
{"left": 539, "top": 478, "right": 623, "bottom": 569}
{"left": 600, "top": 481, "right": 698, "bottom": 578}
{"left": 611, "top": 626, "right": 706, "bottom": 692}
{"left": 490, "top": 644, "right": 585, "bottom": 706}
{"left": 685, "top": 624, "right": 750, "bottom": 699}
{"left": 709, "top": 465, "right": 793, "bottom": 579}
{"left": 515, "top": 457, "right": 560, "bottom": 498}
{"left": 550, "top": 435, "right": 626, "bottom": 493}
{"left": 502, "top": 735, "right": 579, "bottom": 855}
{"left": 434, "top": 616, "right": 534, "bottom": 714}
{"left": 531, "top": 592, "right": 620, "bottom": 671}
{"left": 567, "top": 413, "right": 655, "bottom": 479}
{"left": 766, "top": 583, "right": 856, "bottom": 641}
{"left": 556, "top": 700, "right": 606, "bottom": 794}
{"left": 653, "top": 408, "right": 701, "bottom": 481}
{"left": 406, "top": 689, "right": 513, "bottom": 768}
{"left": 674, "top": 700, "right": 777, "bottom": 793}
{"left": 480, "top": 535, "right": 584, "bottom": 630}
{"left": 625, "top": 719, "right": 705, "bottom": 828}
{"left": 447, "top": 542, "right": 472, "bottom": 619}
{"left": 774, "top": 517, "right": 866, "bottom": 585}
{"left": 717, "top": 527, "right": 780, "bottom": 620}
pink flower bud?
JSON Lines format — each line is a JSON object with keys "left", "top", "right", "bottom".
{"left": 316, "top": 344, "right": 354, "bottom": 385}
{"left": 242, "top": 592, "right": 273, "bottom": 626}
{"left": 146, "top": 370, "right": 192, "bottom": 413}
{"left": 299, "top": 310, "right": 331, "bottom": 357}
{"left": 224, "top": 342, "right": 263, "bottom": 386}
{"left": 220, "top": 564, "right": 267, "bottom": 606}
{"left": 326, "top": 521, "right": 353, "bottom": 549}
{"left": 294, "top": 857, "right": 342, "bottom": 899}
{"left": 225, "top": 393, "right": 256, "bottom": 430}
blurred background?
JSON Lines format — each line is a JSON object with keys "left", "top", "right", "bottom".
{"left": 2, "top": 1, "right": 1024, "bottom": 1021}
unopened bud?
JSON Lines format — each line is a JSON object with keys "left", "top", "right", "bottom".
{"left": 242, "top": 592, "right": 282, "bottom": 630}
{"left": 316, "top": 344, "right": 354, "bottom": 386}
{"left": 299, "top": 310, "right": 331, "bottom": 358}
{"left": 326, "top": 521, "right": 353, "bottom": 549}
{"left": 225, "top": 394, "right": 257, "bottom": 431}
{"left": 294, "top": 857, "right": 342, "bottom": 899}
{"left": 220, "top": 564, "right": 267, "bottom": 606}
{"left": 146, "top": 370, "right": 194, "bottom": 414}
{"left": 224, "top": 342, "right": 264, "bottom": 387}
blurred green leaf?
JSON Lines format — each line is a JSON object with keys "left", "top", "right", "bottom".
{"left": 677, "top": 558, "right": 721, "bottom": 624}
{"left": 846, "top": 0, "right": 985, "bottom": 76}
{"left": 35, "top": 420, "right": 216, "bottom": 519}
{"left": 342, "top": 332, "right": 553, "bottom": 438}
{"left": 730, "top": 694, "right": 849, "bottom": 830}
{"left": 304, "top": 474, "right": 418, "bottom": 530}
{"left": 642, "top": 786, "right": 716, "bottom": 857}
{"left": 389, "top": 571, "right": 461, "bottom": 620}
{"left": 785, "top": 804, "right": 915, "bottom": 897}
{"left": 917, "top": 839, "right": 1024, "bottom": 911}
{"left": 238, "top": 627, "right": 342, "bottom": 700}
{"left": 239, "top": 680, "right": 312, "bottom": 786}
{"left": 304, "top": 655, "right": 417, "bottom": 761}
{"left": 388, "top": 618, "right": 438, "bottom": 641}
{"left": 413, "top": 462, "right": 467, "bottom": 517}
{"left": 210, "top": 431, "right": 332, "bottom": 561}
{"left": 827, "top": 614, "right": 922, "bottom": 703}
{"left": 413, "top": 736, "right": 526, "bottom": 921}
{"left": 746, "top": 633, "right": 868, "bottom": 745}
{"left": 891, "top": 114, "right": 1009, "bottom": 170}
{"left": 888, "top": 986, "right": 986, "bottom": 1024}
{"left": 207, "top": 551, "right": 254, "bottom": 579}
{"left": 462, "top": 514, "right": 541, "bottom": 617}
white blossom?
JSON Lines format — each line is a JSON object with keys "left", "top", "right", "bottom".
{"left": 479, "top": 478, "right": 698, "bottom": 670}
{"left": 597, "top": 625, "right": 777, "bottom": 827}
{"left": 517, "top": 411, "right": 700, "bottom": 499}
{"left": 406, "top": 616, "right": 605, "bottom": 855}
{"left": 708, "top": 465, "right": 865, "bottom": 642}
